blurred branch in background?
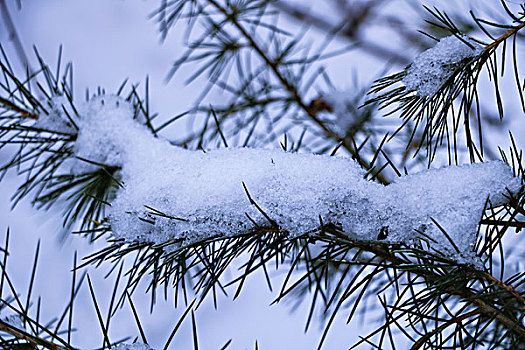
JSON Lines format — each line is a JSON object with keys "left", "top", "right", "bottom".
{"left": 0, "top": 0, "right": 30, "bottom": 71}
{"left": 271, "top": 0, "right": 412, "bottom": 65}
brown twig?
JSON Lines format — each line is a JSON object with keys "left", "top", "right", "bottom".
{"left": 0, "top": 96, "right": 39, "bottom": 119}
{"left": 477, "top": 271, "right": 525, "bottom": 311}
{"left": 0, "top": 319, "right": 73, "bottom": 350}
{"left": 484, "top": 21, "right": 525, "bottom": 53}
{"left": 411, "top": 309, "right": 481, "bottom": 350}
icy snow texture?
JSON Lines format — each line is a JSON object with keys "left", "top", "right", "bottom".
{"left": 402, "top": 36, "right": 483, "bottom": 97}
{"left": 33, "top": 96, "right": 77, "bottom": 134}
{"left": 71, "top": 96, "right": 520, "bottom": 259}
{"left": 113, "top": 343, "right": 154, "bottom": 350}
{"left": 387, "top": 162, "right": 518, "bottom": 256}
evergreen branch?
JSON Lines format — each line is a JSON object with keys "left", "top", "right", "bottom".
{"left": 0, "top": 319, "right": 72, "bottom": 350}
{"left": 204, "top": 0, "right": 389, "bottom": 184}
{"left": 83, "top": 210, "right": 525, "bottom": 347}
{"left": 476, "top": 270, "right": 525, "bottom": 311}
{"left": 482, "top": 20, "right": 525, "bottom": 54}
{"left": 1, "top": 2, "right": 524, "bottom": 348}
{"left": 271, "top": 0, "right": 411, "bottom": 65}
{"left": 365, "top": 3, "right": 525, "bottom": 166}
{"left": 0, "top": 96, "right": 38, "bottom": 119}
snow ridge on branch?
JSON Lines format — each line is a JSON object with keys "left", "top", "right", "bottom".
{"left": 40, "top": 95, "right": 521, "bottom": 262}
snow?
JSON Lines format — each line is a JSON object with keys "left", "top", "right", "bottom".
{"left": 33, "top": 95, "right": 77, "bottom": 134}
{"left": 114, "top": 342, "right": 154, "bottom": 350}
{"left": 388, "top": 161, "right": 519, "bottom": 259}
{"left": 72, "top": 95, "right": 147, "bottom": 173}
{"left": 402, "top": 35, "right": 484, "bottom": 97}
{"left": 64, "top": 95, "right": 521, "bottom": 261}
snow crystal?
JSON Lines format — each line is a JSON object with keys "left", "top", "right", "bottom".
{"left": 402, "top": 36, "right": 483, "bottom": 97}
{"left": 69, "top": 95, "right": 521, "bottom": 260}
{"left": 33, "top": 96, "right": 77, "bottom": 134}
{"left": 114, "top": 343, "right": 154, "bottom": 350}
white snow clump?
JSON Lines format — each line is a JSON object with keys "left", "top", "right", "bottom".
{"left": 402, "top": 35, "right": 483, "bottom": 97}
{"left": 33, "top": 96, "right": 77, "bottom": 134}
{"left": 68, "top": 95, "right": 520, "bottom": 261}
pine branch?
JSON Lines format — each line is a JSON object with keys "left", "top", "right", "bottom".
{"left": 271, "top": 0, "right": 411, "bottom": 65}
{"left": 0, "top": 96, "right": 38, "bottom": 119}
{"left": 1, "top": 1, "right": 524, "bottom": 348}
{"left": 83, "top": 219, "right": 525, "bottom": 348}
{"left": 0, "top": 319, "right": 72, "bottom": 350}
{"left": 363, "top": 2, "right": 525, "bottom": 167}
{"left": 204, "top": 0, "right": 389, "bottom": 184}
{"left": 482, "top": 21, "right": 525, "bottom": 53}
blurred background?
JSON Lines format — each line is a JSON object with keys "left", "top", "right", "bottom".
{"left": 0, "top": 0, "right": 523, "bottom": 349}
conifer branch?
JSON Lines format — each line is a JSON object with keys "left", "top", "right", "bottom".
{"left": 483, "top": 21, "right": 525, "bottom": 54}
{"left": 204, "top": 0, "right": 389, "bottom": 184}
{"left": 0, "top": 1, "right": 524, "bottom": 348}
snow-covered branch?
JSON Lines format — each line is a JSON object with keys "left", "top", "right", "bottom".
{"left": 41, "top": 95, "right": 521, "bottom": 262}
